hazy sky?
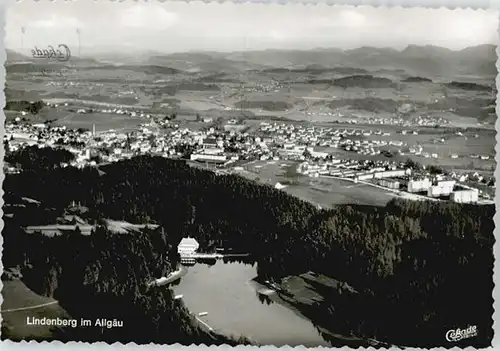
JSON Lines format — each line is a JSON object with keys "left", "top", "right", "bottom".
{"left": 6, "top": 1, "right": 499, "bottom": 54}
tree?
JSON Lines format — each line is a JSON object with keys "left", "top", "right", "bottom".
{"left": 404, "top": 158, "right": 421, "bottom": 170}
{"left": 3, "top": 153, "right": 494, "bottom": 347}
{"left": 427, "top": 165, "right": 443, "bottom": 174}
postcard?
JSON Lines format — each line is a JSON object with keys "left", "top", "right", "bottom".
{"left": 1, "top": 1, "right": 497, "bottom": 348}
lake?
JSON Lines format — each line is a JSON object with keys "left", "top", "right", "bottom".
{"left": 172, "top": 261, "right": 330, "bottom": 347}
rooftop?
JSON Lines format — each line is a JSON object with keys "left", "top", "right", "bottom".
{"left": 178, "top": 237, "right": 199, "bottom": 248}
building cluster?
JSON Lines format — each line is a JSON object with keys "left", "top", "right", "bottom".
{"left": 259, "top": 122, "right": 493, "bottom": 162}
{"left": 260, "top": 122, "right": 442, "bottom": 160}
{"left": 325, "top": 114, "right": 449, "bottom": 127}
{"left": 260, "top": 123, "right": 384, "bottom": 158}
{"left": 5, "top": 113, "right": 492, "bottom": 205}
{"left": 45, "top": 101, "right": 153, "bottom": 119}
{"left": 298, "top": 157, "right": 408, "bottom": 179}
{"left": 298, "top": 157, "right": 484, "bottom": 204}
{"left": 403, "top": 177, "right": 479, "bottom": 203}
{"left": 5, "top": 122, "right": 92, "bottom": 149}
{"left": 242, "top": 80, "right": 284, "bottom": 93}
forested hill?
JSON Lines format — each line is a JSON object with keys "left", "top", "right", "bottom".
{"left": 3, "top": 223, "right": 250, "bottom": 345}
{"left": 3, "top": 153, "right": 494, "bottom": 347}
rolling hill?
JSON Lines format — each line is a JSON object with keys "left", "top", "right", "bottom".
{"left": 6, "top": 49, "right": 33, "bottom": 63}
{"left": 229, "top": 45, "right": 497, "bottom": 78}
{"left": 7, "top": 44, "right": 495, "bottom": 79}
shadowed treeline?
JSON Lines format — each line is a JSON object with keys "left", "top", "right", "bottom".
{"left": 2, "top": 150, "right": 494, "bottom": 347}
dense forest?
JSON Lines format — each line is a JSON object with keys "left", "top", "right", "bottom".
{"left": 5, "top": 145, "right": 75, "bottom": 170}
{"left": 3, "top": 219, "right": 251, "bottom": 345}
{"left": 2, "top": 150, "right": 494, "bottom": 347}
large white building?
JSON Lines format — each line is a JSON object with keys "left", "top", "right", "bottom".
{"left": 408, "top": 178, "right": 432, "bottom": 193}
{"left": 190, "top": 153, "right": 227, "bottom": 162}
{"left": 178, "top": 237, "right": 200, "bottom": 256}
{"left": 451, "top": 189, "right": 479, "bottom": 204}
{"left": 427, "top": 180, "right": 456, "bottom": 198}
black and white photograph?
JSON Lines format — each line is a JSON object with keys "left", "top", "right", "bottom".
{"left": 1, "top": 1, "right": 497, "bottom": 348}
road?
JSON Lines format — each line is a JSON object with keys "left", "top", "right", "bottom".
{"left": 1, "top": 301, "right": 59, "bottom": 313}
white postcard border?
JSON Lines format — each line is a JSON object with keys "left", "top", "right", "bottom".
{"left": 0, "top": 0, "right": 499, "bottom": 350}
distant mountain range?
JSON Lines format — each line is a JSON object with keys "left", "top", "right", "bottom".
{"left": 233, "top": 45, "right": 497, "bottom": 78}
{"left": 7, "top": 44, "right": 497, "bottom": 78}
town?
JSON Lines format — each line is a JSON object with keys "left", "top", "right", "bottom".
{"left": 3, "top": 1, "right": 497, "bottom": 347}
{"left": 4, "top": 101, "right": 495, "bottom": 206}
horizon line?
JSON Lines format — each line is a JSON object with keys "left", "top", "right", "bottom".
{"left": 6, "top": 43, "right": 497, "bottom": 58}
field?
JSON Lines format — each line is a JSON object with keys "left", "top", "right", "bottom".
{"left": 53, "top": 111, "right": 144, "bottom": 133}
{"left": 5, "top": 48, "right": 496, "bottom": 184}
{"left": 7, "top": 52, "right": 496, "bottom": 129}
{"left": 6, "top": 104, "right": 146, "bottom": 134}
{"left": 288, "top": 177, "right": 399, "bottom": 207}
{"left": 1, "top": 279, "right": 71, "bottom": 341}
{"left": 328, "top": 125, "right": 495, "bottom": 171}
{"left": 237, "top": 160, "right": 396, "bottom": 207}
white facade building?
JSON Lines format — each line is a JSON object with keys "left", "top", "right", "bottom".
{"left": 408, "top": 178, "right": 432, "bottom": 193}
{"left": 178, "top": 237, "right": 200, "bottom": 256}
{"left": 451, "top": 189, "right": 479, "bottom": 204}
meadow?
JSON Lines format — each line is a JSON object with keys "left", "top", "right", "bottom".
{"left": 1, "top": 279, "right": 71, "bottom": 341}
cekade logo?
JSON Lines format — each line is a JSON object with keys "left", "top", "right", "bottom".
{"left": 445, "top": 325, "right": 478, "bottom": 342}
{"left": 31, "top": 44, "right": 71, "bottom": 62}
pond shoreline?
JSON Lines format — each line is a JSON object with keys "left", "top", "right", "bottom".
{"left": 172, "top": 261, "right": 369, "bottom": 347}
